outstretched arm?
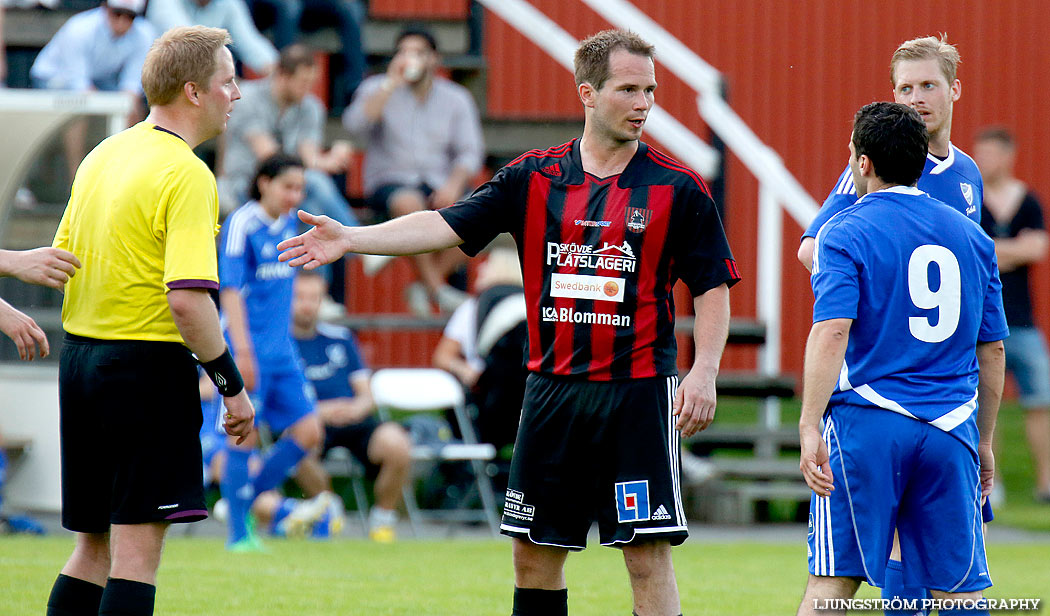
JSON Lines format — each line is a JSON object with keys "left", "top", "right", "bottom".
{"left": 278, "top": 209, "right": 463, "bottom": 270}
{"left": 0, "top": 247, "right": 81, "bottom": 289}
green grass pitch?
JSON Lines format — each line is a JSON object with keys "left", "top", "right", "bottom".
{"left": 2, "top": 536, "right": 1047, "bottom": 614}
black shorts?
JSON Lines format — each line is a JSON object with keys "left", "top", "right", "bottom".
{"left": 500, "top": 373, "right": 687, "bottom": 550}
{"left": 365, "top": 183, "right": 433, "bottom": 217}
{"left": 322, "top": 415, "right": 382, "bottom": 477}
{"left": 59, "top": 334, "right": 207, "bottom": 532}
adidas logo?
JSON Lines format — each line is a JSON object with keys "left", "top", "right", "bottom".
{"left": 652, "top": 505, "right": 671, "bottom": 521}
{"left": 540, "top": 163, "right": 561, "bottom": 176}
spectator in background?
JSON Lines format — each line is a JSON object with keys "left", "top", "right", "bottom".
{"left": 433, "top": 243, "right": 525, "bottom": 452}
{"left": 220, "top": 44, "right": 355, "bottom": 223}
{"left": 344, "top": 26, "right": 484, "bottom": 317}
{"left": 246, "top": 0, "right": 366, "bottom": 114}
{"left": 292, "top": 271, "right": 413, "bottom": 543}
{"left": 29, "top": 0, "right": 155, "bottom": 183}
{"left": 975, "top": 126, "right": 1050, "bottom": 504}
{"left": 147, "top": 0, "right": 277, "bottom": 77}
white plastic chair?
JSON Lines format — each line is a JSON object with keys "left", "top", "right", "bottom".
{"left": 370, "top": 368, "right": 501, "bottom": 536}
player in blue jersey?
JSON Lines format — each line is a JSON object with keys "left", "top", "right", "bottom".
{"left": 292, "top": 271, "right": 413, "bottom": 542}
{"left": 797, "top": 102, "right": 1007, "bottom": 616}
{"left": 218, "top": 154, "right": 332, "bottom": 548}
{"left": 798, "top": 36, "right": 991, "bottom": 614}
{"left": 798, "top": 35, "right": 983, "bottom": 271}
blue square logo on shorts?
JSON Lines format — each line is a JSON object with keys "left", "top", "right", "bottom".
{"left": 615, "top": 480, "right": 650, "bottom": 522}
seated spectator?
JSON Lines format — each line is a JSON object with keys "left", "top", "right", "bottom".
{"left": 29, "top": 0, "right": 154, "bottom": 182}
{"left": 292, "top": 270, "right": 413, "bottom": 543}
{"left": 220, "top": 44, "right": 355, "bottom": 224}
{"left": 343, "top": 25, "right": 484, "bottom": 316}
{"left": 470, "top": 247, "right": 526, "bottom": 455}
{"left": 246, "top": 0, "right": 365, "bottom": 114}
{"left": 147, "top": 0, "right": 277, "bottom": 76}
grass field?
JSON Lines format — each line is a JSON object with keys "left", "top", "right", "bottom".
{"left": 2, "top": 536, "right": 1047, "bottom": 615}
{"left": 716, "top": 398, "right": 1050, "bottom": 532}
{"left": 3, "top": 399, "right": 1047, "bottom": 614}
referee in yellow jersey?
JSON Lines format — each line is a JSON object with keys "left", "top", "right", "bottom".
{"left": 47, "top": 26, "right": 254, "bottom": 616}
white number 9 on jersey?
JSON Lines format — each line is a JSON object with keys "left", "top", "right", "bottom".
{"left": 907, "top": 244, "right": 961, "bottom": 343}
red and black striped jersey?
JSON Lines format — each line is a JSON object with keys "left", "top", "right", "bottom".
{"left": 439, "top": 139, "right": 740, "bottom": 381}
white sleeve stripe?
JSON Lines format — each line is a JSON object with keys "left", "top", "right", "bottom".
{"left": 224, "top": 206, "right": 255, "bottom": 257}
{"left": 834, "top": 169, "right": 850, "bottom": 195}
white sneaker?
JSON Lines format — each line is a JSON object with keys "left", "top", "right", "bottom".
{"left": 277, "top": 495, "right": 328, "bottom": 538}
{"left": 212, "top": 498, "right": 229, "bottom": 523}
{"left": 680, "top": 449, "right": 718, "bottom": 485}
{"left": 320, "top": 492, "right": 346, "bottom": 536}
{"left": 362, "top": 254, "right": 395, "bottom": 275}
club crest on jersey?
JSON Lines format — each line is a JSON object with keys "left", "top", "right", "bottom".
{"left": 960, "top": 182, "right": 974, "bottom": 206}
{"left": 615, "top": 480, "right": 650, "bottom": 522}
{"left": 625, "top": 207, "right": 652, "bottom": 233}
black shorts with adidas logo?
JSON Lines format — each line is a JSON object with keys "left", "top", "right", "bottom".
{"left": 500, "top": 373, "right": 688, "bottom": 550}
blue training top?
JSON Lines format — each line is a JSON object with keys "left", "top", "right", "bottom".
{"left": 804, "top": 144, "right": 984, "bottom": 239}
{"left": 811, "top": 186, "right": 1008, "bottom": 452}
{"left": 219, "top": 202, "right": 300, "bottom": 364}
{"left": 296, "top": 323, "right": 369, "bottom": 401}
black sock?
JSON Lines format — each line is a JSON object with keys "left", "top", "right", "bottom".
{"left": 512, "top": 587, "right": 568, "bottom": 616}
{"left": 46, "top": 574, "right": 105, "bottom": 616}
{"left": 98, "top": 578, "right": 156, "bottom": 616}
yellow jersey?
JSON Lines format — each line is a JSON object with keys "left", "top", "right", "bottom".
{"left": 54, "top": 122, "right": 221, "bottom": 342}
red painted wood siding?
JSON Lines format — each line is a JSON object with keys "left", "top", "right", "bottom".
{"left": 484, "top": 0, "right": 1050, "bottom": 376}
{"left": 370, "top": 0, "right": 469, "bottom": 19}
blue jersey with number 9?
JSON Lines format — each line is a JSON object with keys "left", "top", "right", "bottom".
{"left": 811, "top": 186, "right": 1008, "bottom": 452}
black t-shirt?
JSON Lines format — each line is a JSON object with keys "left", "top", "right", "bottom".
{"left": 439, "top": 139, "right": 740, "bottom": 380}
{"left": 980, "top": 190, "right": 1045, "bottom": 327}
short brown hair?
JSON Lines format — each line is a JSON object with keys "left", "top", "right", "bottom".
{"left": 142, "top": 26, "right": 231, "bottom": 107}
{"left": 975, "top": 125, "right": 1015, "bottom": 149}
{"left": 574, "top": 29, "right": 654, "bottom": 91}
{"left": 277, "top": 44, "right": 317, "bottom": 75}
{"left": 890, "top": 34, "right": 960, "bottom": 87}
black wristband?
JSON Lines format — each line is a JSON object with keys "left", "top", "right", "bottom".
{"left": 200, "top": 348, "right": 245, "bottom": 397}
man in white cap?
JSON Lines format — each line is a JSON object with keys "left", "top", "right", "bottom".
{"left": 30, "top": 0, "right": 156, "bottom": 180}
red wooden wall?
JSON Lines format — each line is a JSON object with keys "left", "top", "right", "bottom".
{"left": 482, "top": 0, "right": 1050, "bottom": 376}
{"left": 369, "top": 0, "right": 469, "bottom": 19}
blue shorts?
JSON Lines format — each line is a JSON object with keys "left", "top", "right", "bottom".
{"left": 1004, "top": 326, "right": 1050, "bottom": 408}
{"left": 199, "top": 394, "right": 226, "bottom": 470}
{"left": 251, "top": 365, "right": 316, "bottom": 435}
{"left": 807, "top": 404, "right": 991, "bottom": 593}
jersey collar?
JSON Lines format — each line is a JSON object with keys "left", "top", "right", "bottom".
{"left": 926, "top": 143, "right": 956, "bottom": 175}
{"left": 567, "top": 138, "right": 649, "bottom": 186}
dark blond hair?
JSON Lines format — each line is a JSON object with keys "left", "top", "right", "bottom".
{"left": 142, "top": 26, "right": 232, "bottom": 106}
{"left": 573, "top": 29, "right": 654, "bottom": 91}
{"left": 890, "top": 34, "right": 960, "bottom": 87}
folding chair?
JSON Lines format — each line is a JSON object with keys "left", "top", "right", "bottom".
{"left": 370, "top": 368, "right": 501, "bottom": 537}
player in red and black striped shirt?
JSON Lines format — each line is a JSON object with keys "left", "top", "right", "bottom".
{"left": 279, "top": 29, "right": 739, "bottom": 616}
